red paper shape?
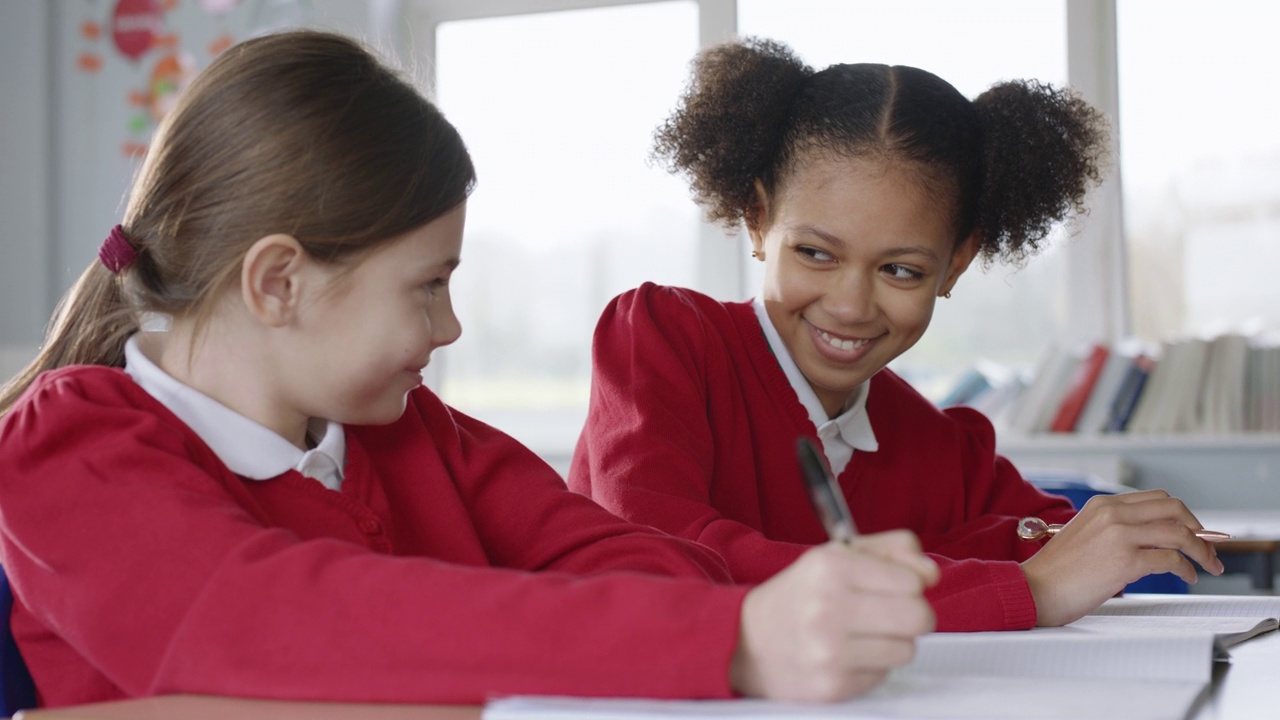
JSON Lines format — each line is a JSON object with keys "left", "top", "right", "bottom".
{"left": 111, "top": 0, "right": 162, "bottom": 61}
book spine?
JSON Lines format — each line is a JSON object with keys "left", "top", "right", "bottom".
{"left": 1049, "top": 344, "right": 1110, "bottom": 433}
{"left": 1106, "top": 355, "right": 1154, "bottom": 433}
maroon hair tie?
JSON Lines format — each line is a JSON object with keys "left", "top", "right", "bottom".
{"left": 98, "top": 225, "right": 139, "bottom": 274}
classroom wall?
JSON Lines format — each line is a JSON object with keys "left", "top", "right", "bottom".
{"left": 0, "top": 0, "right": 395, "bottom": 379}
{"left": 0, "top": 1, "right": 53, "bottom": 376}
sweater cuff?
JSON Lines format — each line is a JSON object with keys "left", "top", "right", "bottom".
{"left": 987, "top": 560, "right": 1038, "bottom": 630}
{"left": 687, "top": 584, "right": 752, "bottom": 698}
{"left": 926, "top": 558, "right": 1038, "bottom": 631}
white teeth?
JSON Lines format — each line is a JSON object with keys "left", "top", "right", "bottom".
{"left": 819, "top": 330, "right": 865, "bottom": 352}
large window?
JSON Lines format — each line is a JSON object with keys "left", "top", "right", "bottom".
{"left": 411, "top": 0, "right": 1278, "bottom": 464}
{"left": 430, "top": 2, "right": 703, "bottom": 457}
{"left": 1117, "top": 0, "right": 1280, "bottom": 340}
{"left": 738, "top": 0, "right": 1070, "bottom": 399}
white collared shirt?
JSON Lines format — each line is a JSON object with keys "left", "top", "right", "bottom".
{"left": 752, "top": 298, "right": 878, "bottom": 476}
{"left": 123, "top": 334, "right": 347, "bottom": 491}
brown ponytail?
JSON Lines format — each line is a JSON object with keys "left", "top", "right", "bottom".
{"left": 0, "top": 262, "right": 136, "bottom": 413}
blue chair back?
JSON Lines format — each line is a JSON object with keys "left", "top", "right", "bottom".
{"left": 1024, "top": 470, "right": 1189, "bottom": 594}
{"left": 0, "top": 564, "right": 37, "bottom": 715}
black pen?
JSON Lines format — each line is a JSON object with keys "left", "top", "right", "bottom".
{"left": 795, "top": 437, "right": 858, "bottom": 544}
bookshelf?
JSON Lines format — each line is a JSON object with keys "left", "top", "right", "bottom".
{"left": 941, "top": 332, "right": 1280, "bottom": 511}
{"left": 999, "top": 433, "right": 1280, "bottom": 511}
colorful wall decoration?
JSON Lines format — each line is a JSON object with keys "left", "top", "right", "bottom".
{"left": 70, "top": 0, "right": 303, "bottom": 159}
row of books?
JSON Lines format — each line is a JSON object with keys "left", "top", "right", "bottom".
{"left": 938, "top": 333, "right": 1280, "bottom": 435}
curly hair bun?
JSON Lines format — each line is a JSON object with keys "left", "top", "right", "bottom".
{"left": 652, "top": 37, "right": 813, "bottom": 228}
{"left": 974, "top": 80, "right": 1110, "bottom": 264}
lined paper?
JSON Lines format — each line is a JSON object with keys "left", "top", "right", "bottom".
{"left": 484, "top": 678, "right": 1206, "bottom": 720}
{"left": 483, "top": 593, "right": 1278, "bottom": 720}
{"left": 903, "top": 630, "right": 1216, "bottom": 683}
{"left": 1090, "top": 593, "right": 1280, "bottom": 618}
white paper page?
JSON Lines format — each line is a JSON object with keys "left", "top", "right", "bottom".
{"left": 1067, "top": 614, "right": 1278, "bottom": 653}
{"left": 483, "top": 676, "right": 1205, "bottom": 720}
{"left": 1069, "top": 614, "right": 1272, "bottom": 635}
{"left": 902, "top": 628, "right": 1215, "bottom": 683}
{"left": 1092, "top": 594, "right": 1280, "bottom": 618}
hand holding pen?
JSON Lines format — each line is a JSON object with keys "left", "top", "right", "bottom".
{"left": 1020, "top": 488, "right": 1227, "bottom": 627}
{"left": 728, "top": 438, "right": 938, "bottom": 701}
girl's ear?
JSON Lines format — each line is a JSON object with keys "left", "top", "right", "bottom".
{"left": 240, "top": 234, "right": 310, "bottom": 327}
{"left": 938, "top": 232, "right": 980, "bottom": 298}
{"left": 746, "top": 179, "right": 772, "bottom": 256}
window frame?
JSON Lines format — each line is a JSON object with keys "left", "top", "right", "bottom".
{"left": 395, "top": 0, "right": 1130, "bottom": 387}
{"left": 1063, "top": 0, "right": 1129, "bottom": 346}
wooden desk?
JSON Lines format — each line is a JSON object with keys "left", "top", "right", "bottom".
{"left": 16, "top": 632, "right": 1280, "bottom": 720}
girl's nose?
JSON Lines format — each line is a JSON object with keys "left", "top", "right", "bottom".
{"left": 825, "top": 273, "right": 876, "bottom": 324}
{"left": 432, "top": 305, "right": 462, "bottom": 349}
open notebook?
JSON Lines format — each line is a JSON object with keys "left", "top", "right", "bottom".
{"left": 483, "top": 594, "right": 1280, "bottom": 720}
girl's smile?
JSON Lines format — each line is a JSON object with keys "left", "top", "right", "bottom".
{"left": 806, "top": 319, "right": 878, "bottom": 365}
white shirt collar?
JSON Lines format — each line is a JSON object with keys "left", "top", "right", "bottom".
{"left": 123, "top": 334, "right": 346, "bottom": 490}
{"left": 752, "top": 298, "right": 878, "bottom": 456}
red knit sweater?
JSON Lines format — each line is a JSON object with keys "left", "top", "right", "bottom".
{"left": 569, "top": 284, "right": 1076, "bottom": 631}
{"left": 0, "top": 366, "right": 748, "bottom": 707}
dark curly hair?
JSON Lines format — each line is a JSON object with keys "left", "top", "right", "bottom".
{"left": 652, "top": 37, "right": 1109, "bottom": 266}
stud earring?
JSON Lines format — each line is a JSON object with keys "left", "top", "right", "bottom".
{"left": 944, "top": 291, "right": 953, "bottom": 299}
{"left": 751, "top": 250, "right": 763, "bottom": 260}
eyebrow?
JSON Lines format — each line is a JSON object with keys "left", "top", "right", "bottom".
{"left": 792, "top": 224, "right": 941, "bottom": 262}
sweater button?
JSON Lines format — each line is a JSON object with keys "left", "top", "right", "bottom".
{"left": 358, "top": 517, "right": 383, "bottom": 535}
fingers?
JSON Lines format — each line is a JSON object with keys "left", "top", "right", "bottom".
{"left": 730, "top": 536, "right": 936, "bottom": 701}
{"left": 1138, "top": 548, "right": 1200, "bottom": 585}
{"left": 789, "top": 544, "right": 935, "bottom": 636}
{"left": 1115, "top": 521, "right": 1223, "bottom": 576}
{"left": 808, "top": 542, "right": 931, "bottom": 596}
{"left": 853, "top": 530, "right": 941, "bottom": 587}
{"left": 1088, "top": 487, "right": 1168, "bottom": 504}
{"left": 794, "top": 549, "right": 936, "bottom": 635}
{"left": 1089, "top": 492, "right": 1201, "bottom": 528}
{"left": 839, "top": 587, "right": 936, "bottom": 637}
{"left": 1077, "top": 493, "right": 1225, "bottom": 575}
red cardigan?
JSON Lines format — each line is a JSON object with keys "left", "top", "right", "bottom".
{"left": 569, "top": 283, "right": 1076, "bottom": 631}
{"left": 0, "top": 366, "right": 748, "bottom": 707}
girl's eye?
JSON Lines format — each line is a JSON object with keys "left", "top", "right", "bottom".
{"left": 883, "top": 264, "right": 925, "bottom": 281}
{"left": 796, "top": 245, "right": 835, "bottom": 263}
{"left": 424, "top": 278, "right": 449, "bottom": 296}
